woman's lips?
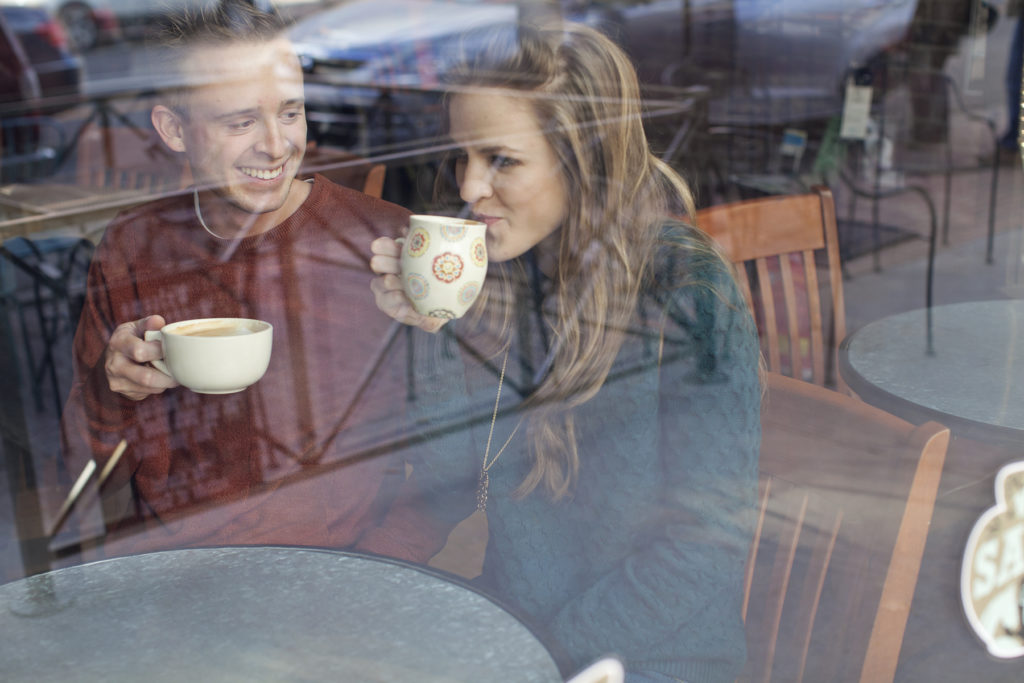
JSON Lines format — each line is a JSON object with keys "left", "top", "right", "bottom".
{"left": 474, "top": 214, "right": 502, "bottom": 228}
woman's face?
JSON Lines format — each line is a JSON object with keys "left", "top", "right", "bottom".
{"left": 450, "top": 91, "right": 569, "bottom": 263}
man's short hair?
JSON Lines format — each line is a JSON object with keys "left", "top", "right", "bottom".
{"left": 158, "top": 0, "right": 291, "bottom": 116}
{"left": 159, "top": 0, "right": 287, "bottom": 49}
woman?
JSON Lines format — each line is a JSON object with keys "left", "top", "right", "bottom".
{"left": 369, "top": 22, "right": 761, "bottom": 683}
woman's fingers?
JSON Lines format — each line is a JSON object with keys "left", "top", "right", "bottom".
{"left": 369, "top": 253, "right": 401, "bottom": 276}
{"left": 370, "top": 235, "right": 445, "bottom": 332}
{"left": 371, "top": 236, "right": 401, "bottom": 258}
{"left": 370, "top": 275, "right": 445, "bottom": 333}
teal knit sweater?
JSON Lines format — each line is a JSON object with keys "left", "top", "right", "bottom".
{"left": 405, "top": 224, "right": 761, "bottom": 682}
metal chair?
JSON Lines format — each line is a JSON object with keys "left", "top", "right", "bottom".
{"left": 0, "top": 235, "right": 94, "bottom": 416}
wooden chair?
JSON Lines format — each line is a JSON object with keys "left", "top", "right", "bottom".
{"left": 740, "top": 373, "right": 949, "bottom": 683}
{"left": 299, "top": 141, "right": 386, "bottom": 199}
{"left": 696, "top": 186, "right": 846, "bottom": 390}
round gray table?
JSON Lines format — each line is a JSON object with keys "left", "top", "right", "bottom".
{"left": 0, "top": 547, "right": 563, "bottom": 682}
{"left": 839, "top": 299, "right": 1024, "bottom": 446}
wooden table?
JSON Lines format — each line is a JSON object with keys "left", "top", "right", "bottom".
{"left": 0, "top": 547, "right": 563, "bottom": 682}
{"left": 0, "top": 182, "right": 171, "bottom": 241}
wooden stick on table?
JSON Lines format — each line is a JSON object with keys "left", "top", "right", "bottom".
{"left": 96, "top": 439, "right": 128, "bottom": 489}
{"left": 48, "top": 439, "right": 127, "bottom": 538}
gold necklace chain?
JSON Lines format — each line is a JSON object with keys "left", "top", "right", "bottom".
{"left": 193, "top": 188, "right": 225, "bottom": 240}
{"left": 193, "top": 179, "right": 312, "bottom": 240}
{"left": 477, "top": 349, "right": 522, "bottom": 512}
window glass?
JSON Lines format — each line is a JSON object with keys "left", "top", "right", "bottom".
{"left": 2, "top": 1, "right": 1022, "bottom": 681}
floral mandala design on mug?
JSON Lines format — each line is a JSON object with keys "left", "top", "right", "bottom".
{"left": 458, "top": 282, "right": 480, "bottom": 306}
{"left": 440, "top": 222, "right": 468, "bottom": 242}
{"left": 428, "top": 309, "right": 457, "bottom": 320}
{"left": 407, "top": 228, "right": 429, "bottom": 257}
{"left": 432, "top": 252, "right": 463, "bottom": 283}
{"left": 405, "top": 273, "right": 429, "bottom": 300}
{"left": 470, "top": 238, "right": 487, "bottom": 268}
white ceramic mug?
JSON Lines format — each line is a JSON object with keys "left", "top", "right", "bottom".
{"left": 398, "top": 215, "right": 488, "bottom": 320}
{"left": 144, "top": 318, "right": 273, "bottom": 394}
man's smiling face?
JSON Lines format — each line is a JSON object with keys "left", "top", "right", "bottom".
{"left": 176, "top": 37, "right": 307, "bottom": 220}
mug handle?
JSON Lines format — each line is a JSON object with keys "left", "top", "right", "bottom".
{"left": 143, "top": 330, "right": 172, "bottom": 377}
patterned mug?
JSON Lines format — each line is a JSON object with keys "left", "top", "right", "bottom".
{"left": 399, "top": 215, "right": 488, "bottom": 319}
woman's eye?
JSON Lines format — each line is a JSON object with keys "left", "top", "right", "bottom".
{"left": 491, "top": 155, "right": 519, "bottom": 169}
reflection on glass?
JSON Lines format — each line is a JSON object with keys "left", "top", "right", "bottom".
{"left": 1, "top": 1, "right": 1023, "bottom": 681}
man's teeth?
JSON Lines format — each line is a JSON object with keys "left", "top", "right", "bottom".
{"left": 241, "top": 167, "right": 283, "bottom": 180}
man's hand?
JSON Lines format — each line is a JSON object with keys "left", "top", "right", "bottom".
{"left": 105, "top": 315, "right": 179, "bottom": 401}
{"left": 369, "top": 236, "right": 446, "bottom": 333}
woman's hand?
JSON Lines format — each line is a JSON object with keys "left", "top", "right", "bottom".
{"left": 369, "top": 236, "right": 446, "bottom": 333}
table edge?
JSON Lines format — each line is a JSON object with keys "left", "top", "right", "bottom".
{"left": 838, "top": 329, "right": 1024, "bottom": 447}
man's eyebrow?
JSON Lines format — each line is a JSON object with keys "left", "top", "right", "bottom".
{"left": 213, "top": 99, "right": 305, "bottom": 121}
{"left": 214, "top": 108, "right": 259, "bottom": 122}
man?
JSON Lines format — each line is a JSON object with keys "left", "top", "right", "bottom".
{"left": 59, "top": 1, "right": 441, "bottom": 561}
{"left": 905, "top": 0, "right": 982, "bottom": 145}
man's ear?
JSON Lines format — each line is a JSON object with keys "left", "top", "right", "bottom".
{"left": 152, "top": 105, "right": 188, "bottom": 153}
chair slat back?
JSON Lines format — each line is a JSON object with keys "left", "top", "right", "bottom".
{"left": 697, "top": 186, "right": 846, "bottom": 390}
{"left": 740, "top": 373, "right": 949, "bottom": 683}
{"left": 300, "top": 142, "right": 387, "bottom": 198}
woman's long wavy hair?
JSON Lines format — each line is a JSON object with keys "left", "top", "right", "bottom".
{"left": 438, "top": 22, "right": 702, "bottom": 500}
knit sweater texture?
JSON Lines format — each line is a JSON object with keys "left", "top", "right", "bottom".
{"left": 406, "top": 223, "right": 762, "bottom": 682}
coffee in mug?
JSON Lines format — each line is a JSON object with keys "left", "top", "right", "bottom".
{"left": 399, "top": 215, "right": 487, "bottom": 320}
{"left": 174, "top": 320, "right": 260, "bottom": 338}
{"left": 144, "top": 318, "right": 272, "bottom": 394}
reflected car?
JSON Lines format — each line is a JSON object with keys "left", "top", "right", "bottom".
{"left": 0, "top": 2, "right": 82, "bottom": 108}
{"left": 291, "top": 0, "right": 920, "bottom": 148}
{"left": 0, "top": 6, "right": 39, "bottom": 106}
{"left": 0, "top": 8, "right": 64, "bottom": 182}
{"left": 0, "top": 0, "right": 278, "bottom": 52}
{"left": 578, "top": 0, "right": 919, "bottom": 125}
{"left": 0, "top": 0, "right": 120, "bottom": 52}
{"left": 290, "top": 0, "right": 518, "bottom": 150}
